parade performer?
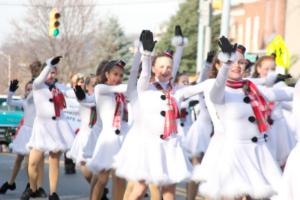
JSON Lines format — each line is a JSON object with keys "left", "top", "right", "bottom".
{"left": 125, "top": 30, "right": 213, "bottom": 200}
{"left": 88, "top": 59, "right": 128, "bottom": 200}
{"left": 252, "top": 56, "right": 296, "bottom": 167}
{"left": 274, "top": 78, "right": 300, "bottom": 200}
{"left": 21, "top": 56, "right": 75, "bottom": 200}
{"left": 67, "top": 74, "right": 97, "bottom": 183}
{"left": 0, "top": 78, "right": 46, "bottom": 197}
{"left": 199, "top": 36, "right": 293, "bottom": 199}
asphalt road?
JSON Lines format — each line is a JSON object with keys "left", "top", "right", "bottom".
{"left": 0, "top": 153, "right": 202, "bottom": 200}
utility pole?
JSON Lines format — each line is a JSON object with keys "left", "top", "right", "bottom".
{"left": 220, "top": 0, "right": 231, "bottom": 37}
{"left": 0, "top": 51, "right": 11, "bottom": 85}
{"left": 196, "top": 0, "right": 212, "bottom": 73}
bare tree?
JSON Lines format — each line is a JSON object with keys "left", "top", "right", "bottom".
{"left": 2, "top": 0, "right": 99, "bottom": 82}
{"left": 0, "top": 0, "right": 133, "bottom": 94}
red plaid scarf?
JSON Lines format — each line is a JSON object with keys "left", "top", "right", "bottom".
{"left": 112, "top": 93, "right": 128, "bottom": 129}
{"left": 226, "top": 80, "right": 273, "bottom": 133}
{"left": 51, "top": 87, "right": 66, "bottom": 117}
{"left": 153, "top": 82, "right": 179, "bottom": 139}
{"left": 89, "top": 106, "right": 97, "bottom": 128}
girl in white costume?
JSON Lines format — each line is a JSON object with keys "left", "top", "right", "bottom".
{"left": 23, "top": 57, "right": 75, "bottom": 200}
{"left": 183, "top": 52, "right": 214, "bottom": 200}
{"left": 251, "top": 56, "right": 296, "bottom": 167}
{"left": 88, "top": 60, "right": 129, "bottom": 200}
{"left": 114, "top": 27, "right": 187, "bottom": 200}
{"left": 0, "top": 78, "right": 45, "bottom": 197}
{"left": 199, "top": 37, "right": 293, "bottom": 200}
{"left": 190, "top": 57, "right": 224, "bottom": 184}
{"left": 274, "top": 78, "right": 300, "bottom": 200}
{"left": 67, "top": 74, "right": 97, "bottom": 183}
{"left": 127, "top": 30, "right": 215, "bottom": 200}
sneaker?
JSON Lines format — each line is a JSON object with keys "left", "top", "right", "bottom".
{"left": 49, "top": 192, "right": 60, "bottom": 200}
{"left": 36, "top": 187, "right": 47, "bottom": 198}
{"left": 23, "top": 183, "right": 30, "bottom": 194}
{"left": 20, "top": 188, "right": 38, "bottom": 200}
{"left": 101, "top": 187, "right": 109, "bottom": 200}
{"left": 0, "top": 182, "right": 16, "bottom": 194}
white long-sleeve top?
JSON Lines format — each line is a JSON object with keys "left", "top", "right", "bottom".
{"left": 7, "top": 91, "right": 35, "bottom": 127}
{"left": 209, "top": 63, "right": 294, "bottom": 141}
{"left": 137, "top": 52, "right": 211, "bottom": 137}
{"left": 94, "top": 84, "right": 127, "bottom": 132}
{"left": 32, "top": 64, "right": 74, "bottom": 119}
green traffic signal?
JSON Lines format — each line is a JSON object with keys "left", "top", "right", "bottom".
{"left": 53, "top": 29, "right": 59, "bottom": 37}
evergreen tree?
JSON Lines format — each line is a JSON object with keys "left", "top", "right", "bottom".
{"left": 156, "top": 0, "right": 220, "bottom": 74}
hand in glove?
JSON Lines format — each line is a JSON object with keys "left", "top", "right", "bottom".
{"left": 9, "top": 79, "right": 19, "bottom": 92}
{"left": 175, "top": 25, "right": 183, "bottom": 37}
{"left": 74, "top": 85, "right": 86, "bottom": 101}
{"left": 139, "top": 30, "right": 146, "bottom": 42}
{"left": 141, "top": 30, "right": 156, "bottom": 52}
{"left": 47, "top": 56, "right": 62, "bottom": 66}
{"left": 188, "top": 100, "right": 199, "bottom": 107}
{"left": 218, "top": 36, "right": 237, "bottom": 55}
{"left": 206, "top": 51, "right": 215, "bottom": 63}
{"left": 274, "top": 74, "right": 292, "bottom": 84}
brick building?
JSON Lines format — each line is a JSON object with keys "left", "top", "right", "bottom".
{"left": 229, "top": 0, "right": 286, "bottom": 52}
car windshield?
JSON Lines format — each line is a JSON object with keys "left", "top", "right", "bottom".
{"left": 0, "top": 98, "right": 22, "bottom": 112}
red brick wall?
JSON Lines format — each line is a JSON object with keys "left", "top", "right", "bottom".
{"left": 229, "top": 0, "right": 286, "bottom": 51}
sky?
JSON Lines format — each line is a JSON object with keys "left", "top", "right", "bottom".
{"left": 0, "top": 0, "right": 184, "bottom": 43}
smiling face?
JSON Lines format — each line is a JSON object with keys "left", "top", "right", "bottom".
{"left": 46, "top": 67, "right": 57, "bottom": 84}
{"left": 257, "top": 59, "right": 276, "bottom": 78}
{"left": 105, "top": 66, "right": 124, "bottom": 85}
{"left": 176, "top": 74, "right": 189, "bottom": 87}
{"left": 227, "top": 52, "right": 245, "bottom": 81}
{"left": 152, "top": 56, "right": 173, "bottom": 83}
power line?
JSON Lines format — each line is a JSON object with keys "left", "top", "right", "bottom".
{"left": 0, "top": 0, "right": 184, "bottom": 8}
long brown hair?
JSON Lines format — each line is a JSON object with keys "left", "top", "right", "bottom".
{"left": 208, "top": 56, "right": 220, "bottom": 78}
{"left": 252, "top": 56, "right": 275, "bottom": 78}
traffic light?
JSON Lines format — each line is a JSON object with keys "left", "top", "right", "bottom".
{"left": 49, "top": 8, "right": 61, "bottom": 37}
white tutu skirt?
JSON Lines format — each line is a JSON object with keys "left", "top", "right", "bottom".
{"left": 192, "top": 133, "right": 224, "bottom": 182}
{"left": 183, "top": 115, "right": 212, "bottom": 157}
{"left": 27, "top": 117, "right": 75, "bottom": 153}
{"left": 273, "top": 143, "right": 300, "bottom": 200}
{"left": 114, "top": 131, "right": 192, "bottom": 186}
{"left": 82, "top": 124, "right": 101, "bottom": 159}
{"left": 199, "top": 140, "right": 282, "bottom": 199}
{"left": 86, "top": 128, "right": 126, "bottom": 173}
{"left": 9, "top": 125, "right": 32, "bottom": 155}
{"left": 67, "top": 127, "right": 93, "bottom": 165}
{"left": 266, "top": 118, "right": 296, "bottom": 166}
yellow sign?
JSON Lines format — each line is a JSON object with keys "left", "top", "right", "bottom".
{"left": 212, "top": 0, "right": 222, "bottom": 11}
{"left": 266, "top": 35, "right": 290, "bottom": 69}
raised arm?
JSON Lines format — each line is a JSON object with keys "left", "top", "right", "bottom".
{"left": 33, "top": 56, "right": 62, "bottom": 89}
{"left": 7, "top": 92, "right": 24, "bottom": 108}
{"left": 7, "top": 80, "right": 23, "bottom": 108}
{"left": 126, "top": 32, "right": 143, "bottom": 99}
{"left": 171, "top": 25, "right": 188, "bottom": 83}
{"left": 210, "top": 37, "right": 237, "bottom": 104}
{"left": 79, "top": 94, "right": 96, "bottom": 107}
{"left": 209, "top": 62, "right": 231, "bottom": 104}
{"left": 94, "top": 84, "right": 127, "bottom": 95}
{"left": 258, "top": 85, "right": 294, "bottom": 102}
{"left": 137, "top": 30, "right": 156, "bottom": 92}
{"left": 198, "top": 51, "right": 215, "bottom": 83}
{"left": 176, "top": 80, "right": 207, "bottom": 100}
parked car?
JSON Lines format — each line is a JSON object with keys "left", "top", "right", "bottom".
{"left": 0, "top": 95, "right": 24, "bottom": 145}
